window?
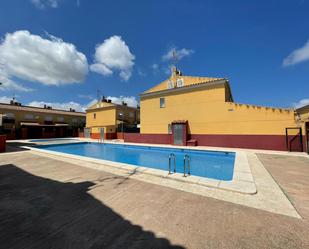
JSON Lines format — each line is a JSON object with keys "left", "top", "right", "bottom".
{"left": 45, "top": 116, "right": 53, "bottom": 121}
{"left": 160, "top": 97, "right": 165, "bottom": 108}
{"left": 93, "top": 113, "right": 96, "bottom": 119}
{"left": 176, "top": 78, "right": 184, "bottom": 87}
{"left": 5, "top": 113, "right": 15, "bottom": 119}
{"left": 24, "top": 114, "right": 34, "bottom": 120}
{"left": 167, "top": 80, "right": 173, "bottom": 89}
{"left": 129, "top": 112, "right": 134, "bottom": 118}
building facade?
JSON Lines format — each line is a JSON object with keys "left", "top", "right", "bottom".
{"left": 86, "top": 98, "right": 140, "bottom": 139}
{"left": 125, "top": 67, "right": 308, "bottom": 152}
{"left": 0, "top": 101, "right": 85, "bottom": 139}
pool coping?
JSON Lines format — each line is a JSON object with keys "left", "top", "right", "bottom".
{"left": 22, "top": 142, "right": 257, "bottom": 195}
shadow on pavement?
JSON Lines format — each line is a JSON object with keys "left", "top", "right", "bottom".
{"left": 0, "top": 164, "right": 184, "bottom": 249}
{"left": 4, "top": 141, "right": 38, "bottom": 153}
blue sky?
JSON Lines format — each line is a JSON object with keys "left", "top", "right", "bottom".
{"left": 0, "top": 0, "right": 308, "bottom": 111}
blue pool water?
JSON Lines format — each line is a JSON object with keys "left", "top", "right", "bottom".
{"left": 36, "top": 142, "right": 235, "bottom": 181}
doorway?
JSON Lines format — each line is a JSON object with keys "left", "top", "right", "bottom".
{"left": 173, "top": 124, "right": 183, "bottom": 145}
{"left": 285, "top": 127, "right": 303, "bottom": 152}
{"left": 172, "top": 121, "right": 187, "bottom": 146}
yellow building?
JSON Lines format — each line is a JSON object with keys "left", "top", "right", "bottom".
{"left": 86, "top": 98, "right": 140, "bottom": 139}
{"left": 0, "top": 101, "right": 85, "bottom": 139}
{"left": 125, "top": 67, "right": 308, "bottom": 152}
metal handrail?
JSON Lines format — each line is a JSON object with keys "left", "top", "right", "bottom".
{"left": 168, "top": 153, "right": 176, "bottom": 174}
{"left": 183, "top": 154, "right": 191, "bottom": 177}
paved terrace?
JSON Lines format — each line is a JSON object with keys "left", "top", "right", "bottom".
{"left": 0, "top": 147, "right": 309, "bottom": 248}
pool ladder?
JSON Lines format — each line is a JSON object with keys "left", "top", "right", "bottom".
{"left": 183, "top": 154, "right": 191, "bottom": 177}
{"left": 168, "top": 153, "right": 191, "bottom": 177}
{"left": 168, "top": 153, "right": 176, "bottom": 174}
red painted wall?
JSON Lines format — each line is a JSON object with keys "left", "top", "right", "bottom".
{"left": 0, "top": 135, "right": 6, "bottom": 152}
{"left": 124, "top": 133, "right": 172, "bottom": 144}
{"left": 190, "top": 134, "right": 306, "bottom": 151}
{"left": 90, "top": 133, "right": 117, "bottom": 140}
{"left": 124, "top": 133, "right": 307, "bottom": 152}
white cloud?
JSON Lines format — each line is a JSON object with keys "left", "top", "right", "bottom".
{"left": 293, "top": 98, "right": 309, "bottom": 109}
{"left": 0, "top": 30, "right": 88, "bottom": 88}
{"left": 0, "top": 96, "right": 14, "bottom": 104}
{"left": 137, "top": 68, "right": 146, "bottom": 77}
{"left": 28, "top": 100, "right": 88, "bottom": 112}
{"left": 0, "top": 68, "right": 34, "bottom": 92}
{"left": 283, "top": 39, "right": 309, "bottom": 66}
{"left": 78, "top": 94, "right": 94, "bottom": 100}
{"left": 0, "top": 95, "right": 138, "bottom": 112}
{"left": 31, "top": 0, "right": 59, "bottom": 9}
{"left": 106, "top": 96, "right": 138, "bottom": 107}
{"left": 24, "top": 96, "right": 138, "bottom": 112}
{"left": 89, "top": 63, "right": 113, "bottom": 76}
{"left": 90, "top": 36, "right": 135, "bottom": 81}
{"left": 162, "top": 47, "right": 194, "bottom": 61}
{"left": 151, "top": 63, "right": 159, "bottom": 70}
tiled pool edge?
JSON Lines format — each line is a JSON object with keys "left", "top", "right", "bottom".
{"left": 23, "top": 145, "right": 257, "bottom": 195}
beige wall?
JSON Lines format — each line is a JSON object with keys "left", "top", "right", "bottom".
{"left": 86, "top": 107, "right": 116, "bottom": 133}
{"left": 0, "top": 107, "right": 85, "bottom": 128}
{"left": 86, "top": 104, "right": 140, "bottom": 134}
{"left": 141, "top": 85, "right": 297, "bottom": 135}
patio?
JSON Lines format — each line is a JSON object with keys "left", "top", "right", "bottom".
{"left": 0, "top": 146, "right": 309, "bottom": 248}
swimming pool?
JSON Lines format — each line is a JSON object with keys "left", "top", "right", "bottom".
{"left": 36, "top": 142, "right": 235, "bottom": 181}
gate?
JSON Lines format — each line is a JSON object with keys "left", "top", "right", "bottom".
{"left": 285, "top": 127, "right": 303, "bottom": 152}
{"left": 84, "top": 128, "right": 91, "bottom": 139}
{"left": 99, "top": 127, "right": 104, "bottom": 143}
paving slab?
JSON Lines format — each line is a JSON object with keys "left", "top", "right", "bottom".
{"left": 0, "top": 151, "right": 309, "bottom": 249}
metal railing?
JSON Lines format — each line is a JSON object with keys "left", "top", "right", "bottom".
{"left": 183, "top": 154, "right": 190, "bottom": 177}
{"left": 168, "top": 153, "right": 176, "bottom": 174}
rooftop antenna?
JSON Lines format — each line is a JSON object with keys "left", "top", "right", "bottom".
{"left": 171, "top": 48, "right": 179, "bottom": 87}
{"left": 171, "top": 48, "right": 178, "bottom": 68}
{"left": 97, "top": 89, "right": 101, "bottom": 102}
